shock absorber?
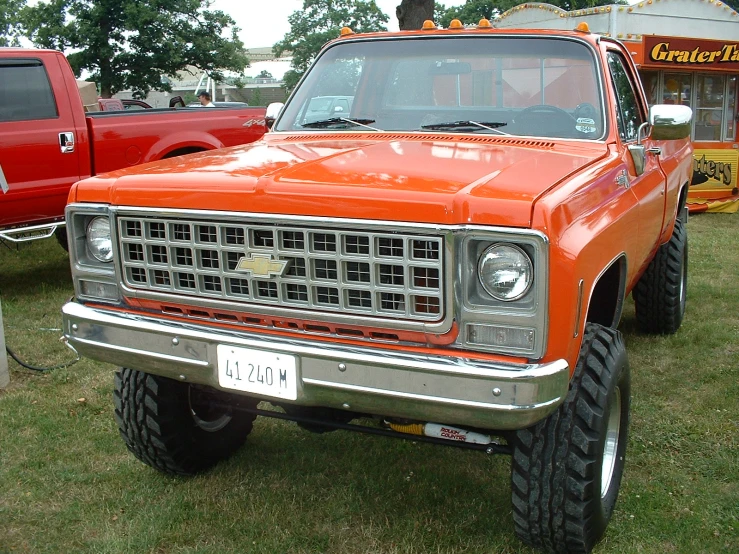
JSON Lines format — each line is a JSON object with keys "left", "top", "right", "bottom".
{"left": 386, "top": 421, "right": 495, "bottom": 445}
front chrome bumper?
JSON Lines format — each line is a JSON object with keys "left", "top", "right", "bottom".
{"left": 62, "top": 302, "right": 570, "bottom": 430}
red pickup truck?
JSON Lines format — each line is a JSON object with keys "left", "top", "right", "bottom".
{"left": 0, "top": 48, "right": 267, "bottom": 246}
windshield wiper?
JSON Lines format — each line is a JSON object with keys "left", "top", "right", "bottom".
{"left": 301, "top": 117, "right": 382, "bottom": 131}
{"left": 421, "top": 120, "right": 509, "bottom": 134}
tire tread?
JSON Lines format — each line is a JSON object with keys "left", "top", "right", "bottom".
{"left": 511, "top": 324, "right": 630, "bottom": 553}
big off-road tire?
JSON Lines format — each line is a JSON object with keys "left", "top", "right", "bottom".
{"left": 114, "top": 368, "right": 257, "bottom": 475}
{"left": 633, "top": 218, "right": 687, "bottom": 334}
{"left": 511, "top": 324, "right": 631, "bottom": 554}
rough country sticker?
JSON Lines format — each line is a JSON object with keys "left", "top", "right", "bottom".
{"left": 576, "top": 117, "right": 596, "bottom": 134}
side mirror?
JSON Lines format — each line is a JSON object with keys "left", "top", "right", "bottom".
{"left": 265, "top": 102, "right": 284, "bottom": 130}
{"left": 629, "top": 104, "right": 692, "bottom": 176}
{"left": 649, "top": 104, "right": 692, "bottom": 140}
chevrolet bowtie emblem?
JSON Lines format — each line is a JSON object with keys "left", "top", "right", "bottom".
{"left": 235, "top": 254, "right": 288, "bottom": 278}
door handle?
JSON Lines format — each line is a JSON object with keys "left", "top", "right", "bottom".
{"left": 59, "top": 132, "right": 75, "bottom": 154}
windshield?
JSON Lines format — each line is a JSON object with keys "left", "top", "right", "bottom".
{"left": 275, "top": 36, "right": 605, "bottom": 140}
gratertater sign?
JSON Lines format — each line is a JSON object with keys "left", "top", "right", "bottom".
{"left": 644, "top": 36, "right": 739, "bottom": 70}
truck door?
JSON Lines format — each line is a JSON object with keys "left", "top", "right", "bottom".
{"left": 606, "top": 50, "right": 666, "bottom": 267}
{"left": 0, "top": 56, "right": 81, "bottom": 228}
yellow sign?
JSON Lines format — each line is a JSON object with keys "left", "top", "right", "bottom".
{"left": 691, "top": 149, "right": 737, "bottom": 191}
{"left": 650, "top": 42, "right": 739, "bottom": 65}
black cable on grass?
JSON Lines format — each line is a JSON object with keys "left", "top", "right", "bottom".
{"left": 5, "top": 343, "right": 80, "bottom": 373}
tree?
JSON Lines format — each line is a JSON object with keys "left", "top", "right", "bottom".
{"left": 439, "top": 0, "right": 625, "bottom": 27}
{"left": 274, "top": 0, "right": 389, "bottom": 93}
{"left": 249, "top": 88, "right": 263, "bottom": 106}
{"left": 257, "top": 70, "right": 273, "bottom": 79}
{"left": 439, "top": 0, "right": 501, "bottom": 27}
{"left": 0, "top": 0, "right": 25, "bottom": 46}
{"left": 21, "top": 0, "right": 249, "bottom": 98}
{"left": 396, "top": 0, "right": 434, "bottom": 30}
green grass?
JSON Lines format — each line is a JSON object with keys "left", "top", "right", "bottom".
{"left": 1, "top": 215, "right": 737, "bottom": 554}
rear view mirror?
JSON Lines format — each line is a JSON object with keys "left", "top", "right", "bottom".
{"left": 429, "top": 61, "right": 472, "bottom": 75}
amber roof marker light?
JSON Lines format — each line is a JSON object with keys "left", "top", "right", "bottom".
{"left": 421, "top": 20, "right": 437, "bottom": 30}
{"left": 575, "top": 22, "right": 591, "bottom": 33}
{"left": 477, "top": 18, "right": 493, "bottom": 29}
{"left": 339, "top": 26, "right": 354, "bottom": 37}
{"left": 448, "top": 19, "right": 464, "bottom": 29}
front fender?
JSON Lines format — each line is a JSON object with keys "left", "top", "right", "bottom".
{"left": 145, "top": 132, "right": 223, "bottom": 162}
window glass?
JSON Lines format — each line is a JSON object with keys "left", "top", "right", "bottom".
{"left": 724, "top": 75, "right": 737, "bottom": 141}
{"left": 694, "top": 74, "right": 725, "bottom": 141}
{"left": 662, "top": 73, "right": 692, "bottom": 107}
{"left": 276, "top": 37, "right": 604, "bottom": 140}
{"left": 294, "top": 56, "right": 364, "bottom": 126}
{"left": 0, "top": 61, "right": 58, "bottom": 122}
{"left": 607, "top": 53, "right": 644, "bottom": 142}
{"left": 641, "top": 70, "right": 659, "bottom": 106}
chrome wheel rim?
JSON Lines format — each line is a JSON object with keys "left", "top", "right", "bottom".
{"left": 601, "top": 387, "right": 622, "bottom": 498}
{"left": 188, "top": 387, "right": 232, "bottom": 432}
{"left": 679, "top": 247, "right": 687, "bottom": 313}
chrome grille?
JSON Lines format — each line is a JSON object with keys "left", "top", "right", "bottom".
{"left": 117, "top": 216, "right": 445, "bottom": 321}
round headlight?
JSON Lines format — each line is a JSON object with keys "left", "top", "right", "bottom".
{"left": 478, "top": 244, "right": 533, "bottom": 301}
{"left": 87, "top": 216, "right": 113, "bottom": 262}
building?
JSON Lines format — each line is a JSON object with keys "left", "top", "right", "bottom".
{"left": 114, "top": 48, "right": 291, "bottom": 108}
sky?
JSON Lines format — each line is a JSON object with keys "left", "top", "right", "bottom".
{"left": 214, "top": 0, "right": 467, "bottom": 50}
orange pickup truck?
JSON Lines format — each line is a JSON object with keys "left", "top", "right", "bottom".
{"left": 61, "top": 22, "right": 692, "bottom": 553}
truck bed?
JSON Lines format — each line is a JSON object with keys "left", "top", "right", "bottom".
{"left": 86, "top": 107, "right": 266, "bottom": 174}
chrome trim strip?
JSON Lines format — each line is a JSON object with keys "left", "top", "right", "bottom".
{"left": 302, "top": 378, "right": 563, "bottom": 412}
{"left": 0, "top": 221, "right": 64, "bottom": 243}
{"left": 574, "top": 279, "right": 584, "bottom": 338}
{"left": 63, "top": 302, "right": 569, "bottom": 430}
{"left": 105, "top": 206, "right": 549, "bottom": 237}
{"left": 71, "top": 336, "right": 209, "bottom": 367}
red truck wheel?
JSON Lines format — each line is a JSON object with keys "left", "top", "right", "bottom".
{"left": 634, "top": 218, "right": 688, "bottom": 334}
{"left": 511, "top": 324, "right": 630, "bottom": 553}
{"left": 55, "top": 228, "right": 68, "bottom": 252}
{"left": 114, "top": 368, "right": 257, "bottom": 475}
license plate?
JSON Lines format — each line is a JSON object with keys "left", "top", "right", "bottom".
{"left": 216, "top": 345, "right": 297, "bottom": 400}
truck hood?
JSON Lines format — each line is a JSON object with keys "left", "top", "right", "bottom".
{"left": 73, "top": 133, "right": 608, "bottom": 227}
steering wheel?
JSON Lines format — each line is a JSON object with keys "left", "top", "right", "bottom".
{"left": 512, "top": 104, "right": 577, "bottom": 138}
{"left": 574, "top": 102, "right": 597, "bottom": 120}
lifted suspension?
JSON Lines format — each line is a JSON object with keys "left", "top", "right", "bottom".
{"left": 219, "top": 401, "right": 512, "bottom": 455}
